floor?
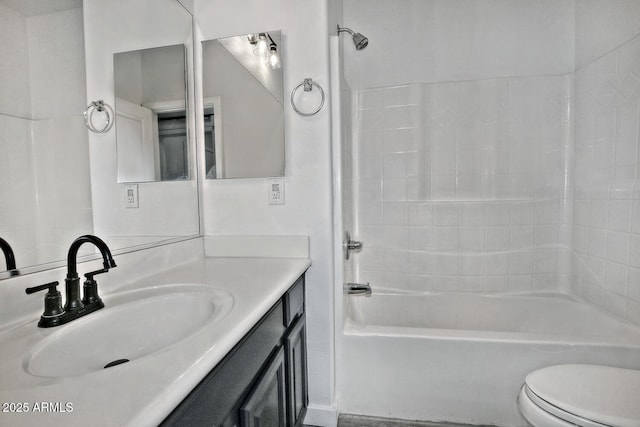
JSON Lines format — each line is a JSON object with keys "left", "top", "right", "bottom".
{"left": 332, "top": 414, "right": 495, "bottom": 427}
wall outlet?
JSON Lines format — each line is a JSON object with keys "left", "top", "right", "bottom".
{"left": 267, "top": 178, "right": 285, "bottom": 205}
{"left": 125, "top": 184, "right": 139, "bottom": 208}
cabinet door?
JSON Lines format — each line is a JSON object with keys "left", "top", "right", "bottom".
{"left": 286, "top": 316, "right": 308, "bottom": 427}
{"left": 240, "top": 347, "right": 287, "bottom": 427}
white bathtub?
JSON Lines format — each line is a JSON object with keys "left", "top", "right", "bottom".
{"left": 339, "top": 292, "right": 640, "bottom": 426}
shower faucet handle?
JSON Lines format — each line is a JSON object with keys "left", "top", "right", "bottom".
{"left": 344, "top": 231, "right": 364, "bottom": 260}
{"left": 347, "top": 240, "right": 363, "bottom": 251}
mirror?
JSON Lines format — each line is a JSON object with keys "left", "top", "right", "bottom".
{"left": 0, "top": 0, "right": 198, "bottom": 278}
{"left": 202, "top": 31, "right": 285, "bottom": 179}
{"left": 114, "top": 44, "right": 190, "bottom": 183}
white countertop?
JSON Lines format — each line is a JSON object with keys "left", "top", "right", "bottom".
{"left": 0, "top": 256, "right": 311, "bottom": 426}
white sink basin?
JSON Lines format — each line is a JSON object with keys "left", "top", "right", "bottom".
{"left": 23, "top": 284, "right": 234, "bottom": 378}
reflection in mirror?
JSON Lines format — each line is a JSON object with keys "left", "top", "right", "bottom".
{"left": 0, "top": 0, "right": 198, "bottom": 278}
{"left": 0, "top": 0, "right": 94, "bottom": 273}
{"left": 202, "top": 31, "right": 285, "bottom": 179}
{"left": 114, "top": 44, "right": 189, "bottom": 183}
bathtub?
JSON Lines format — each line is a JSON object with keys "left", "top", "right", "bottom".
{"left": 339, "top": 292, "right": 640, "bottom": 426}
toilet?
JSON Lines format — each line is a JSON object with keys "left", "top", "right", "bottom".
{"left": 517, "top": 364, "right": 640, "bottom": 427}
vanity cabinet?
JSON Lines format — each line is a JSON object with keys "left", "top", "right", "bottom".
{"left": 161, "top": 275, "right": 307, "bottom": 427}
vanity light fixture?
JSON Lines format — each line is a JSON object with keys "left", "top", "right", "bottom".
{"left": 247, "top": 32, "right": 281, "bottom": 69}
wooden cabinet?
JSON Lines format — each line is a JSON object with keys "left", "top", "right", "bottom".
{"left": 286, "top": 315, "right": 307, "bottom": 427}
{"left": 162, "top": 275, "right": 307, "bottom": 427}
{"left": 240, "top": 347, "right": 287, "bottom": 427}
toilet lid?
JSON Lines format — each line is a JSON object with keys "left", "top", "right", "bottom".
{"left": 525, "top": 364, "right": 640, "bottom": 427}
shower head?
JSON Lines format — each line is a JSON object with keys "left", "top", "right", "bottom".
{"left": 337, "top": 25, "right": 369, "bottom": 50}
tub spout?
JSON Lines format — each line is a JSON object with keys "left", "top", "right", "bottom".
{"left": 344, "top": 282, "right": 372, "bottom": 296}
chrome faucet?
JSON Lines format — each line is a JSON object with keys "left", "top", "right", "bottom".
{"left": 0, "top": 237, "right": 17, "bottom": 274}
{"left": 344, "top": 282, "right": 372, "bottom": 296}
{"left": 25, "top": 235, "right": 117, "bottom": 328}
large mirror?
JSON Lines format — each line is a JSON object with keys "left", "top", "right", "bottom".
{"left": 114, "top": 44, "right": 190, "bottom": 183}
{"left": 0, "top": 0, "right": 199, "bottom": 278}
{"left": 202, "top": 31, "right": 285, "bottom": 179}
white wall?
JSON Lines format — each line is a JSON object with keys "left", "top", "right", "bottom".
{"left": 194, "top": 0, "right": 336, "bottom": 422}
{"left": 575, "top": 0, "right": 640, "bottom": 69}
{"left": 343, "top": 0, "right": 574, "bottom": 89}
{"left": 573, "top": 5, "right": 640, "bottom": 325}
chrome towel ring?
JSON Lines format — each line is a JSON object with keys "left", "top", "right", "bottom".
{"left": 84, "top": 100, "right": 114, "bottom": 133}
{"left": 291, "top": 78, "right": 325, "bottom": 116}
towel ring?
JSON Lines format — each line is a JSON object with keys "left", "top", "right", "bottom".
{"left": 291, "top": 78, "right": 325, "bottom": 116}
{"left": 84, "top": 100, "right": 114, "bottom": 133}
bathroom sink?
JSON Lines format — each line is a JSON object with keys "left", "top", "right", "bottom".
{"left": 24, "top": 285, "right": 234, "bottom": 378}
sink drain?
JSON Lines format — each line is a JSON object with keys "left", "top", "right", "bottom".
{"left": 104, "top": 358, "right": 130, "bottom": 369}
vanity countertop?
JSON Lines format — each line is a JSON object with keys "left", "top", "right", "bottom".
{"left": 0, "top": 256, "right": 311, "bottom": 426}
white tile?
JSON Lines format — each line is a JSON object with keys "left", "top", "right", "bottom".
{"left": 408, "top": 203, "right": 434, "bottom": 226}
{"left": 606, "top": 231, "right": 630, "bottom": 264}
{"left": 485, "top": 226, "right": 511, "bottom": 251}
{"left": 535, "top": 225, "right": 559, "bottom": 246}
{"left": 588, "top": 228, "right": 607, "bottom": 258}
{"left": 510, "top": 250, "right": 534, "bottom": 274}
{"left": 534, "top": 248, "right": 559, "bottom": 274}
{"left": 459, "top": 276, "right": 485, "bottom": 291}
{"left": 485, "top": 253, "right": 509, "bottom": 275}
{"left": 459, "top": 254, "right": 484, "bottom": 276}
{"left": 383, "top": 226, "right": 408, "bottom": 250}
{"left": 485, "top": 203, "right": 511, "bottom": 226}
{"left": 458, "top": 227, "right": 485, "bottom": 251}
{"left": 382, "top": 178, "right": 408, "bottom": 201}
{"left": 408, "top": 227, "right": 435, "bottom": 251}
{"left": 605, "top": 261, "right": 628, "bottom": 296}
{"left": 630, "top": 235, "right": 640, "bottom": 268}
{"left": 633, "top": 200, "right": 640, "bottom": 233}
{"left": 382, "top": 203, "right": 407, "bottom": 225}
{"left": 460, "top": 204, "right": 485, "bottom": 226}
{"left": 432, "top": 253, "right": 458, "bottom": 276}
{"left": 604, "top": 291, "right": 627, "bottom": 318}
{"left": 608, "top": 200, "right": 632, "bottom": 232}
{"left": 434, "top": 204, "right": 459, "bottom": 226}
{"left": 431, "top": 175, "right": 456, "bottom": 199}
{"left": 432, "top": 227, "right": 459, "bottom": 251}
{"left": 383, "top": 153, "right": 407, "bottom": 177}
{"left": 510, "top": 275, "right": 533, "bottom": 291}
{"left": 408, "top": 252, "right": 434, "bottom": 275}
{"left": 511, "top": 202, "right": 535, "bottom": 225}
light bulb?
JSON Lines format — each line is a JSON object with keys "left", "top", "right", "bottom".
{"left": 254, "top": 34, "right": 268, "bottom": 57}
{"left": 268, "top": 46, "right": 281, "bottom": 69}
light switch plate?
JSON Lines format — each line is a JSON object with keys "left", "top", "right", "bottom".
{"left": 267, "top": 178, "right": 285, "bottom": 205}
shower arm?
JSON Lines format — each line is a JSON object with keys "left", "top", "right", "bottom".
{"left": 337, "top": 25, "right": 354, "bottom": 36}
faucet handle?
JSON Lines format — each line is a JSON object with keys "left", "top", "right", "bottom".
{"left": 82, "top": 269, "right": 106, "bottom": 308}
{"left": 84, "top": 268, "right": 108, "bottom": 280}
{"left": 25, "top": 281, "right": 65, "bottom": 327}
{"left": 26, "top": 281, "right": 60, "bottom": 295}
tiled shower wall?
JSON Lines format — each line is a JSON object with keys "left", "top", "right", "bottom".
{"left": 353, "top": 77, "right": 571, "bottom": 292}
{"left": 572, "top": 34, "right": 640, "bottom": 324}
